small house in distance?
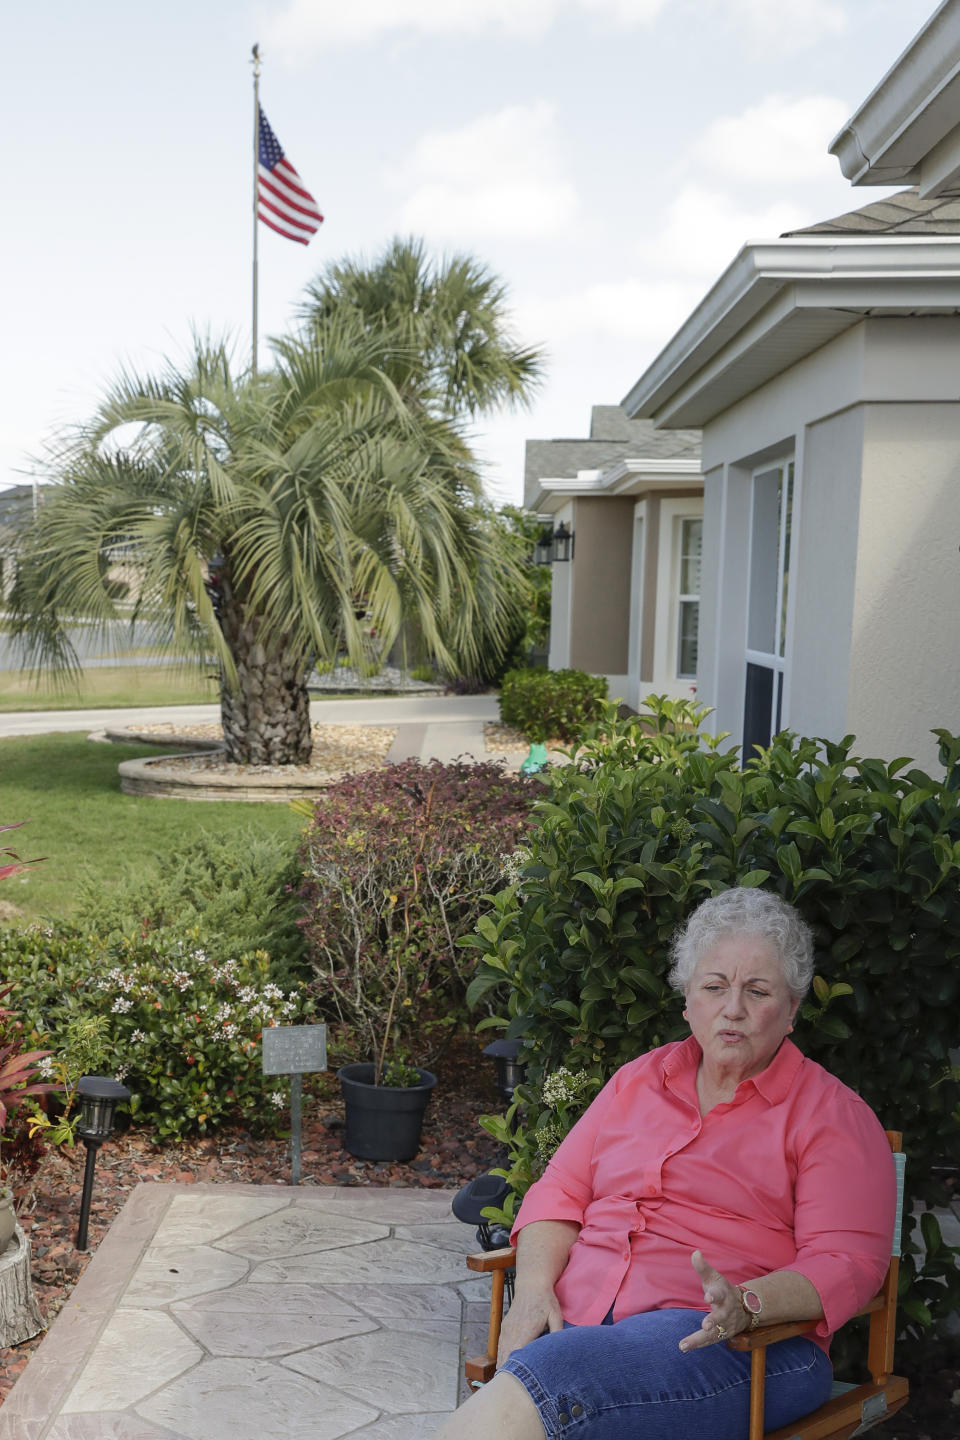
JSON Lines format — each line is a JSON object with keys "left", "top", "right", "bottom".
{"left": 525, "top": 405, "right": 701, "bottom": 712}
{"left": 622, "top": 2, "right": 960, "bottom": 771}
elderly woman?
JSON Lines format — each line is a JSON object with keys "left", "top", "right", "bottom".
{"left": 438, "top": 888, "right": 895, "bottom": 1440}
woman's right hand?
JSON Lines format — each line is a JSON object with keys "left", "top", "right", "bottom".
{"left": 497, "top": 1284, "right": 565, "bottom": 1367}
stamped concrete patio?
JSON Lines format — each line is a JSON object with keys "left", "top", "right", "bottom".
{"left": 0, "top": 1184, "right": 490, "bottom": 1440}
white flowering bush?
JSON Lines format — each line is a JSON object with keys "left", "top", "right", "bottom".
{"left": 88, "top": 943, "right": 307, "bottom": 1138}
{"left": 0, "top": 926, "right": 311, "bottom": 1141}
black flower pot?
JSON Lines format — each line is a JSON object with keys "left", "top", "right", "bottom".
{"left": 337, "top": 1063, "right": 437, "bottom": 1162}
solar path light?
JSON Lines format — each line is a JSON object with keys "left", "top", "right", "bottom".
{"left": 75, "top": 1076, "right": 131, "bottom": 1251}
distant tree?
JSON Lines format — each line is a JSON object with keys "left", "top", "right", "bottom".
{"left": 10, "top": 318, "right": 529, "bottom": 764}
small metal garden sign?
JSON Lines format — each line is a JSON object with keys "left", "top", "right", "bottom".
{"left": 262, "top": 1024, "right": 327, "bottom": 1184}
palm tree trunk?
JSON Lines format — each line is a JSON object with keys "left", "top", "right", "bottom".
{"left": 218, "top": 599, "right": 313, "bottom": 765}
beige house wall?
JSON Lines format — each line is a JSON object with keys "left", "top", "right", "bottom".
{"left": 568, "top": 496, "right": 635, "bottom": 674}
{"left": 847, "top": 402, "right": 960, "bottom": 765}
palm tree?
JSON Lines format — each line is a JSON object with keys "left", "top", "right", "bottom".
{"left": 300, "top": 239, "right": 546, "bottom": 683}
{"left": 10, "top": 315, "right": 529, "bottom": 764}
{"left": 298, "top": 236, "right": 543, "bottom": 423}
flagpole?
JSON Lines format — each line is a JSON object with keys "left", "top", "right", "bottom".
{"left": 251, "top": 43, "right": 261, "bottom": 380}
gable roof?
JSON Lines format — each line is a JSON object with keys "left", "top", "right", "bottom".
{"left": 785, "top": 187, "right": 960, "bottom": 236}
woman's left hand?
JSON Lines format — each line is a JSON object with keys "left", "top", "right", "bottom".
{"left": 678, "top": 1250, "right": 747, "bottom": 1351}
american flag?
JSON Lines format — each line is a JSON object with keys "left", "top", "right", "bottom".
{"left": 257, "top": 106, "right": 323, "bottom": 245}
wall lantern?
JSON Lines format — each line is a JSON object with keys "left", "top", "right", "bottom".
{"left": 75, "top": 1075, "right": 131, "bottom": 1251}
{"left": 552, "top": 522, "right": 574, "bottom": 562}
{"left": 533, "top": 525, "right": 555, "bottom": 566}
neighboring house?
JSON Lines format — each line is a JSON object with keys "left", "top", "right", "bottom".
{"left": 0, "top": 482, "right": 141, "bottom": 610}
{"left": 0, "top": 485, "right": 37, "bottom": 603}
{"left": 525, "top": 405, "right": 702, "bottom": 710}
{"left": 622, "top": 2, "right": 960, "bottom": 772}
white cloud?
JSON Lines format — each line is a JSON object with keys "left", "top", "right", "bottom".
{"left": 393, "top": 103, "right": 579, "bottom": 241}
{"left": 693, "top": 94, "right": 850, "bottom": 184}
{"left": 263, "top": 0, "right": 666, "bottom": 58}
{"left": 718, "top": 0, "right": 847, "bottom": 54}
{"left": 516, "top": 277, "right": 704, "bottom": 346}
{"left": 579, "top": 0, "right": 667, "bottom": 19}
{"left": 637, "top": 183, "right": 808, "bottom": 278}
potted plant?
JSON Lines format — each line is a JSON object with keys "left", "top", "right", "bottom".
{"left": 337, "top": 1050, "right": 437, "bottom": 1163}
{"left": 299, "top": 779, "right": 445, "bottom": 1162}
{"left": 296, "top": 762, "right": 535, "bottom": 1162}
{"left": 336, "top": 857, "right": 437, "bottom": 1163}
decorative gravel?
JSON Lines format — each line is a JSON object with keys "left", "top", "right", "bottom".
{"left": 125, "top": 723, "right": 396, "bottom": 778}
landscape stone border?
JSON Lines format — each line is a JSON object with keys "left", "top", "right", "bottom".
{"left": 101, "top": 727, "right": 224, "bottom": 751}
{"left": 115, "top": 753, "right": 341, "bottom": 803}
{"left": 106, "top": 723, "right": 427, "bottom": 802}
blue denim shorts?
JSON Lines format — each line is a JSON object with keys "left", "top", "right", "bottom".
{"left": 499, "top": 1308, "right": 832, "bottom": 1440}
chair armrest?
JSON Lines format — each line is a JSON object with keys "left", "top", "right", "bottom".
{"left": 466, "top": 1247, "right": 517, "bottom": 1273}
{"left": 727, "top": 1318, "right": 819, "bottom": 1350}
{"left": 727, "top": 1291, "right": 885, "bottom": 1352}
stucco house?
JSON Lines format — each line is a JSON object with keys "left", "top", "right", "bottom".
{"left": 525, "top": 405, "right": 702, "bottom": 711}
{"left": 622, "top": 0, "right": 960, "bottom": 771}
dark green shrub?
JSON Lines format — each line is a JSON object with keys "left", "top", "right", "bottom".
{"left": 75, "top": 829, "right": 307, "bottom": 985}
{"left": 499, "top": 668, "right": 608, "bottom": 743}
{"left": 465, "top": 699, "right": 960, "bottom": 1355}
{"left": 0, "top": 925, "right": 311, "bottom": 1140}
{"left": 296, "top": 759, "right": 537, "bottom": 1073}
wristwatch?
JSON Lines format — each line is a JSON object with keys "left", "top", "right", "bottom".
{"left": 737, "top": 1286, "right": 763, "bottom": 1329}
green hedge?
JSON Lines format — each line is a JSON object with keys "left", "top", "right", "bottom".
{"left": 499, "top": 668, "right": 608, "bottom": 743}
{"left": 465, "top": 697, "right": 960, "bottom": 1355}
{"left": 74, "top": 829, "right": 307, "bottom": 986}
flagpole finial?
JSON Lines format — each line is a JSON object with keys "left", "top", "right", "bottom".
{"left": 251, "top": 42, "right": 261, "bottom": 76}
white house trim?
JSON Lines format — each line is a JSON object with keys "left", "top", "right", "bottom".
{"left": 626, "top": 501, "right": 647, "bottom": 698}
{"left": 829, "top": 0, "right": 960, "bottom": 196}
{"left": 527, "top": 459, "right": 701, "bottom": 513}
{"left": 623, "top": 237, "right": 960, "bottom": 428}
{"left": 652, "top": 497, "right": 705, "bottom": 694}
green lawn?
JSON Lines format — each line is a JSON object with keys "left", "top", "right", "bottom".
{"left": 0, "top": 734, "right": 303, "bottom": 924}
{"left": 0, "top": 665, "right": 220, "bottom": 711}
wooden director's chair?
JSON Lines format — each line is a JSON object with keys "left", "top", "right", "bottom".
{"left": 464, "top": 1132, "right": 908, "bottom": 1440}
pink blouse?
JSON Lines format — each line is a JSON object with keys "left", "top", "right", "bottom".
{"left": 511, "top": 1037, "right": 895, "bottom": 1352}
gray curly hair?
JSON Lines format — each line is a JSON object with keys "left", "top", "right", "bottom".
{"left": 668, "top": 888, "right": 814, "bottom": 1003}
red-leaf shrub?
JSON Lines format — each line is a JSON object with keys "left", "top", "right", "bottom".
{"left": 296, "top": 760, "right": 537, "bottom": 1069}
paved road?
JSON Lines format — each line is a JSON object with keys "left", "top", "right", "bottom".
{"left": 0, "top": 694, "right": 501, "bottom": 740}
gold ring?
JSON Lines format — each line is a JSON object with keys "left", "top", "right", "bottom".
{"left": 715, "top": 1324, "right": 727, "bottom": 1340}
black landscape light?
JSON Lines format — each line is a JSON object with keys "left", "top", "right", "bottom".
{"left": 482, "top": 1039, "right": 526, "bottom": 1103}
{"left": 75, "top": 1075, "right": 131, "bottom": 1251}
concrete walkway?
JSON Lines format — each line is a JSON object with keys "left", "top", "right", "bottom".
{"left": 1, "top": 1183, "right": 488, "bottom": 1440}
{"left": 0, "top": 695, "right": 504, "bottom": 768}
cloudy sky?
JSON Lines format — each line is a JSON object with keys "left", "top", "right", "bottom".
{"left": 3, "top": 0, "right": 939, "bottom": 504}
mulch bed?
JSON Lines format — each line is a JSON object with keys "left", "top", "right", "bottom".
{"left": 2, "top": 1043, "right": 958, "bottom": 1438}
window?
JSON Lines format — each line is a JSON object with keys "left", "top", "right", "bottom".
{"left": 743, "top": 459, "right": 794, "bottom": 758}
{"left": 677, "top": 517, "right": 702, "bottom": 679}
